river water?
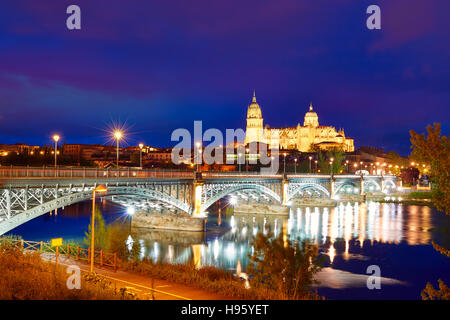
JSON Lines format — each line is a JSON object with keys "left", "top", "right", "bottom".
{"left": 6, "top": 200, "right": 450, "bottom": 300}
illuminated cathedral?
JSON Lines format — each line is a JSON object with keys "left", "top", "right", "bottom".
{"left": 244, "top": 92, "right": 355, "bottom": 152}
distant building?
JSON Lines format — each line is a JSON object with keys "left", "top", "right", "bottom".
{"left": 0, "top": 143, "right": 39, "bottom": 156}
{"left": 245, "top": 92, "right": 355, "bottom": 152}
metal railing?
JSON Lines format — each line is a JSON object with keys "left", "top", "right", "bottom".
{"left": 0, "top": 238, "right": 117, "bottom": 271}
{"left": 0, "top": 166, "right": 195, "bottom": 180}
{"left": 0, "top": 166, "right": 395, "bottom": 180}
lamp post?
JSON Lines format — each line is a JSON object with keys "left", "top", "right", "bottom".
{"left": 114, "top": 131, "right": 123, "bottom": 168}
{"left": 196, "top": 142, "right": 201, "bottom": 172}
{"left": 246, "top": 148, "right": 249, "bottom": 172}
{"left": 238, "top": 153, "right": 242, "bottom": 172}
{"left": 308, "top": 156, "right": 312, "bottom": 174}
{"left": 53, "top": 135, "right": 60, "bottom": 168}
{"left": 329, "top": 157, "right": 334, "bottom": 177}
{"left": 345, "top": 160, "right": 349, "bottom": 173}
{"left": 353, "top": 163, "right": 358, "bottom": 174}
{"left": 139, "top": 143, "right": 144, "bottom": 169}
{"left": 294, "top": 158, "right": 297, "bottom": 174}
{"left": 283, "top": 153, "right": 286, "bottom": 174}
{"left": 90, "top": 185, "right": 107, "bottom": 273}
{"left": 314, "top": 160, "right": 318, "bottom": 173}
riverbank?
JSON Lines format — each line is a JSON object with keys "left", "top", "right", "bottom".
{"left": 373, "top": 191, "right": 434, "bottom": 207}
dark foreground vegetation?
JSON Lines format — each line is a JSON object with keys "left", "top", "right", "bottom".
{"left": 0, "top": 241, "right": 131, "bottom": 300}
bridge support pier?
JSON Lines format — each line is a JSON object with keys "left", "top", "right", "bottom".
{"left": 193, "top": 180, "right": 204, "bottom": 216}
{"left": 282, "top": 176, "right": 289, "bottom": 205}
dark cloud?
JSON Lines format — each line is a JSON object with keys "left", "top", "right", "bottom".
{"left": 0, "top": 0, "right": 449, "bottom": 155}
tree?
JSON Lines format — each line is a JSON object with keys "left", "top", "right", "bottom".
{"left": 83, "top": 207, "right": 109, "bottom": 250}
{"left": 410, "top": 123, "right": 449, "bottom": 214}
{"left": 247, "top": 232, "right": 322, "bottom": 299}
{"left": 411, "top": 123, "right": 450, "bottom": 300}
{"left": 318, "top": 149, "right": 345, "bottom": 174}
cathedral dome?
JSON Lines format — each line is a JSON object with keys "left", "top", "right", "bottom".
{"left": 247, "top": 91, "right": 262, "bottom": 119}
{"left": 303, "top": 103, "right": 319, "bottom": 127}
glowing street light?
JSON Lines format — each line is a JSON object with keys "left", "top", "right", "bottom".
{"left": 114, "top": 130, "right": 123, "bottom": 168}
{"left": 308, "top": 156, "right": 312, "bottom": 174}
{"left": 294, "top": 158, "right": 298, "bottom": 174}
{"left": 53, "top": 134, "right": 60, "bottom": 168}
{"left": 314, "top": 160, "right": 318, "bottom": 173}
{"left": 283, "top": 152, "right": 287, "bottom": 174}
{"left": 90, "top": 185, "right": 107, "bottom": 273}
{"left": 139, "top": 143, "right": 144, "bottom": 169}
{"left": 345, "top": 160, "right": 349, "bottom": 173}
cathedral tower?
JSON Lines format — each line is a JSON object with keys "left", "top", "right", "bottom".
{"left": 244, "top": 91, "right": 264, "bottom": 144}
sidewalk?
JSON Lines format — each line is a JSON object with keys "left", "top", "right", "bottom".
{"left": 41, "top": 252, "right": 235, "bottom": 300}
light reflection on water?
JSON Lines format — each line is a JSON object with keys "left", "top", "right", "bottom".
{"left": 7, "top": 200, "right": 448, "bottom": 299}
{"left": 132, "top": 202, "right": 434, "bottom": 272}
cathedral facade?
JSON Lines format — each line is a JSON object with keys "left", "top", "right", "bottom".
{"left": 245, "top": 92, "right": 355, "bottom": 152}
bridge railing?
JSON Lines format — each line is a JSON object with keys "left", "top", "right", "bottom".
{"left": 0, "top": 166, "right": 195, "bottom": 180}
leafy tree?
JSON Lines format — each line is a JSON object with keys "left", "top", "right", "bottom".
{"left": 410, "top": 123, "right": 449, "bottom": 214}
{"left": 318, "top": 149, "right": 345, "bottom": 174}
{"left": 247, "top": 232, "right": 322, "bottom": 300}
{"left": 83, "top": 207, "right": 109, "bottom": 250}
{"left": 411, "top": 123, "right": 450, "bottom": 300}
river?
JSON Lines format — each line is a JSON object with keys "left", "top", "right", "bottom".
{"left": 6, "top": 199, "right": 450, "bottom": 300}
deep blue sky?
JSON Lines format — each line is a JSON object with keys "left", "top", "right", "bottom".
{"left": 0, "top": 1, "right": 449, "bottom": 156}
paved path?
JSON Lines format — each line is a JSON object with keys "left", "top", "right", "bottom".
{"left": 41, "top": 252, "right": 235, "bottom": 300}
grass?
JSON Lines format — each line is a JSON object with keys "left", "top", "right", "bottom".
{"left": 408, "top": 191, "right": 433, "bottom": 199}
{"left": 0, "top": 242, "right": 132, "bottom": 300}
{"left": 119, "top": 258, "right": 322, "bottom": 300}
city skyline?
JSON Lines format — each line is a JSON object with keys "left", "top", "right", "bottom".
{"left": 1, "top": 1, "right": 449, "bottom": 155}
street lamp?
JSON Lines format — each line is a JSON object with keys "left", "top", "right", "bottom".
{"left": 345, "top": 160, "right": 349, "bottom": 173}
{"left": 90, "top": 185, "right": 107, "bottom": 273}
{"left": 196, "top": 142, "right": 201, "bottom": 172}
{"left": 53, "top": 135, "right": 60, "bottom": 168}
{"left": 246, "top": 148, "right": 249, "bottom": 172}
{"left": 294, "top": 158, "right": 297, "bottom": 174}
{"left": 314, "top": 160, "right": 318, "bottom": 173}
{"left": 308, "top": 156, "right": 312, "bottom": 174}
{"left": 114, "top": 130, "right": 123, "bottom": 168}
{"left": 139, "top": 143, "right": 144, "bottom": 169}
{"left": 283, "top": 153, "right": 287, "bottom": 174}
{"left": 238, "top": 153, "right": 242, "bottom": 172}
{"left": 329, "top": 160, "right": 334, "bottom": 177}
{"left": 360, "top": 161, "right": 363, "bottom": 177}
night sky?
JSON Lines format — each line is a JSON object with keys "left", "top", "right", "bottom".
{"left": 0, "top": 1, "right": 449, "bottom": 156}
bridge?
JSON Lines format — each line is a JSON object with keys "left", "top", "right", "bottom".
{"left": 0, "top": 166, "right": 399, "bottom": 235}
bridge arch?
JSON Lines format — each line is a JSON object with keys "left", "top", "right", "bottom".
{"left": 363, "top": 180, "right": 381, "bottom": 192}
{"left": 335, "top": 182, "right": 359, "bottom": 195}
{"left": 382, "top": 179, "right": 397, "bottom": 193}
{"left": 287, "top": 183, "right": 330, "bottom": 201}
{"left": 200, "top": 183, "right": 281, "bottom": 213}
{"left": 0, "top": 186, "right": 191, "bottom": 235}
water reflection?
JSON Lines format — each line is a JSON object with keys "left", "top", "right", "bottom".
{"left": 132, "top": 202, "right": 436, "bottom": 272}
